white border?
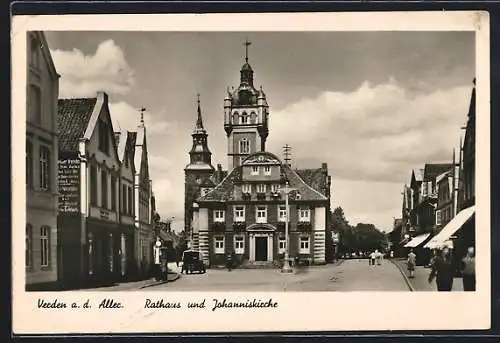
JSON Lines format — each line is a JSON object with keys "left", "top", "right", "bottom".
{"left": 12, "top": 11, "right": 490, "bottom": 333}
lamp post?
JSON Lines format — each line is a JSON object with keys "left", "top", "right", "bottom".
{"left": 279, "top": 181, "right": 296, "bottom": 273}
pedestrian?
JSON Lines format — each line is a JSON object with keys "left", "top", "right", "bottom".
{"left": 153, "top": 237, "right": 162, "bottom": 281}
{"left": 428, "top": 247, "right": 455, "bottom": 291}
{"left": 390, "top": 250, "right": 394, "bottom": 259}
{"left": 370, "top": 251, "right": 376, "bottom": 266}
{"left": 375, "top": 249, "right": 382, "bottom": 266}
{"left": 461, "top": 246, "right": 476, "bottom": 291}
{"left": 407, "top": 248, "right": 416, "bottom": 279}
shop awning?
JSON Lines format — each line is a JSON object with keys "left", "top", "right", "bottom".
{"left": 404, "top": 233, "right": 431, "bottom": 248}
{"left": 424, "top": 205, "right": 475, "bottom": 249}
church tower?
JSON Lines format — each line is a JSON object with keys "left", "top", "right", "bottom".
{"left": 224, "top": 40, "right": 269, "bottom": 170}
{"left": 184, "top": 95, "right": 215, "bottom": 233}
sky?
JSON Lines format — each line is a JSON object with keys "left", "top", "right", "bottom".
{"left": 44, "top": 31, "right": 475, "bottom": 233}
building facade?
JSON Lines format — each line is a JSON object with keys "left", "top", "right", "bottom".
{"left": 185, "top": 44, "right": 331, "bottom": 267}
{"left": 193, "top": 152, "right": 330, "bottom": 267}
{"left": 26, "top": 31, "right": 60, "bottom": 289}
{"left": 57, "top": 92, "right": 136, "bottom": 288}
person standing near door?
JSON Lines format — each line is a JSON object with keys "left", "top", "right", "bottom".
{"left": 461, "top": 246, "right": 476, "bottom": 291}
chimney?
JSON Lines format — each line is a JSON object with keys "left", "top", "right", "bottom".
{"left": 217, "top": 164, "right": 223, "bottom": 183}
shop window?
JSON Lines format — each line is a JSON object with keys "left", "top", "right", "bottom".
{"left": 26, "top": 224, "right": 33, "bottom": 267}
{"left": 256, "top": 206, "right": 267, "bottom": 223}
{"left": 40, "top": 226, "right": 50, "bottom": 267}
{"left": 213, "top": 210, "right": 225, "bottom": 223}
{"left": 234, "top": 236, "right": 245, "bottom": 254}
{"left": 214, "top": 236, "right": 225, "bottom": 254}
{"left": 234, "top": 206, "right": 245, "bottom": 222}
{"left": 26, "top": 140, "right": 33, "bottom": 190}
{"left": 39, "top": 145, "right": 50, "bottom": 191}
{"left": 299, "top": 236, "right": 310, "bottom": 254}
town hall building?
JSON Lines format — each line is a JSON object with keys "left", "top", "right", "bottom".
{"left": 184, "top": 42, "right": 332, "bottom": 268}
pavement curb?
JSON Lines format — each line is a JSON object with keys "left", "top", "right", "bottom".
{"left": 389, "top": 259, "right": 415, "bottom": 292}
{"left": 139, "top": 274, "right": 180, "bottom": 289}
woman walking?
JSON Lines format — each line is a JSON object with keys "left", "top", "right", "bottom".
{"left": 428, "top": 247, "right": 455, "bottom": 291}
{"left": 407, "top": 249, "right": 416, "bottom": 279}
{"left": 461, "top": 246, "right": 476, "bottom": 291}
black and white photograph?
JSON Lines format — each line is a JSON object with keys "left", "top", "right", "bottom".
{"left": 13, "top": 11, "right": 491, "bottom": 333}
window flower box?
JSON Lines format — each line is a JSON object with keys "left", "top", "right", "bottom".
{"left": 242, "top": 192, "right": 252, "bottom": 201}
{"left": 297, "top": 221, "right": 312, "bottom": 231}
{"left": 211, "top": 222, "right": 226, "bottom": 232}
{"left": 233, "top": 221, "right": 246, "bottom": 232}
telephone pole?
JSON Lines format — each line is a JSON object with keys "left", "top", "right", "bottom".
{"left": 283, "top": 144, "right": 292, "bottom": 167}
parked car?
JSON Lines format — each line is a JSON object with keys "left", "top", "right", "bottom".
{"left": 180, "top": 250, "right": 206, "bottom": 274}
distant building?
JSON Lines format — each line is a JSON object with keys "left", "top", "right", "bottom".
{"left": 26, "top": 31, "right": 60, "bottom": 289}
{"left": 185, "top": 42, "right": 331, "bottom": 268}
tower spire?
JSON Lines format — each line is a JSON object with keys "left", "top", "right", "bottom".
{"left": 195, "top": 93, "right": 205, "bottom": 131}
{"left": 244, "top": 38, "right": 251, "bottom": 63}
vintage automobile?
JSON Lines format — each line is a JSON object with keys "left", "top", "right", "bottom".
{"left": 180, "top": 250, "right": 206, "bottom": 274}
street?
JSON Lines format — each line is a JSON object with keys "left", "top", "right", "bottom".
{"left": 88, "top": 259, "right": 411, "bottom": 292}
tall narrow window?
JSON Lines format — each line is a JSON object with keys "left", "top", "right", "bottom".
{"left": 110, "top": 175, "right": 117, "bottom": 211}
{"left": 40, "top": 226, "right": 50, "bottom": 267}
{"left": 26, "top": 224, "right": 33, "bottom": 267}
{"left": 128, "top": 186, "right": 133, "bottom": 215}
{"left": 278, "top": 236, "right": 286, "bottom": 254}
{"left": 278, "top": 205, "right": 287, "bottom": 222}
{"left": 214, "top": 236, "right": 225, "bottom": 254}
{"left": 234, "top": 236, "right": 244, "bottom": 254}
{"left": 28, "top": 85, "right": 42, "bottom": 124}
{"left": 299, "top": 236, "right": 310, "bottom": 254}
{"left": 39, "top": 145, "right": 50, "bottom": 191}
{"left": 241, "top": 184, "right": 251, "bottom": 193}
{"left": 30, "top": 36, "right": 40, "bottom": 68}
{"left": 256, "top": 184, "right": 266, "bottom": 193}
{"left": 240, "top": 112, "right": 249, "bottom": 124}
{"left": 298, "top": 208, "right": 310, "bottom": 222}
{"left": 101, "top": 169, "right": 108, "bottom": 209}
{"left": 98, "top": 120, "right": 109, "bottom": 154}
{"left": 122, "top": 184, "right": 127, "bottom": 214}
{"left": 213, "top": 210, "right": 225, "bottom": 223}
{"left": 251, "top": 166, "right": 259, "bottom": 175}
{"left": 234, "top": 206, "right": 245, "bottom": 222}
{"left": 264, "top": 166, "right": 271, "bottom": 175}
{"left": 239, "top": 139, "right": 250, "bottom": 154}
{"left": 90, "top": 164, "right": 98, "bottom": 205}
{"left": 26, "top": 140, "right": 33, "bottom": 189}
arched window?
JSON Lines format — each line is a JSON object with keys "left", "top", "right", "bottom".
{"left": 239, "top": 138, "right": 250, "bottom": 154}
{"left": 39, "top": 145, "right": 50, "bottom": 191}
{"left": 26, "top": 224, "right": 33, "bottom": 267}
{"left": 232, "top": 112, "right": 239, "bottom": 124}
{"left": 240, "top": 112, "right": 249, "bottom": 124}
{"left": 40, "top": 226, "right": 50, "bottom": 267}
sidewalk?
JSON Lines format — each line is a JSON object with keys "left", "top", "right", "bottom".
{"left": 72, "top": 273, "right": 180, "bottom": 292}
{"left": 391, "top": 258, "right": 464, "bottom": 292}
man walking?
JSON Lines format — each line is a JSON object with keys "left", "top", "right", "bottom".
{"left": 370, "top": 251, "right": 376, "bottom": 266}
{"left": 461, "top": 246, "right": 476, "bottom": 291}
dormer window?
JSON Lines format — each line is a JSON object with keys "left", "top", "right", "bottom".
{"left": 240, "top": 112, "right": 249, "bottom": 124}
{"left": 264, "top": 166, "right": 271, "bottom": 175}
{"left": 251, "top": 166, "right": 259, "bottom": 175}
{"left": 256, "top": 184, "right": 266, "bottom": 193}
{"left": 242, "top": 184, "right": 251, "bottom": 193}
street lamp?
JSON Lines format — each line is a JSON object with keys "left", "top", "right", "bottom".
{"left": 278, "top": 181, "right": 297, "bottom": 273}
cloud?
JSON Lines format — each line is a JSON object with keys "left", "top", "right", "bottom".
{"left": 268, "top": 79, "right": 471, "bottom": 185}
{"left": 51, "top": 40, "right": 135, "bottom": 98}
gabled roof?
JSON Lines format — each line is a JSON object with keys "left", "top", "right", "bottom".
{"left": 295, "top": 167, "right": 328, "bottom": 197}
{"left": 197, "top": 164, "right": 328, "bottom": 203}
{"left": 412, "top": 168, "right": 424, "bottom": 182}
{"left": 423, "top": 163, "right": 453, "bottom": 182}
{"left": 57, "top": 98, "right": 98, "bottom": 152}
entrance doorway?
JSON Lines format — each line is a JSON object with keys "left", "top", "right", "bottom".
{"left": 255, "top": 236, "right": 268, "bottom": 261}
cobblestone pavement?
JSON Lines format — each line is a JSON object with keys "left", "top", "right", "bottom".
{"left": 391, "top": 258, "right": 464, "bottom": 292}
{"left": 104, "top": 258, "right": 410, "bottom": 292}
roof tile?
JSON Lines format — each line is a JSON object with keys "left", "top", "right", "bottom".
{"left": 57, "top": 98, "right": 97, "bottom": 152}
